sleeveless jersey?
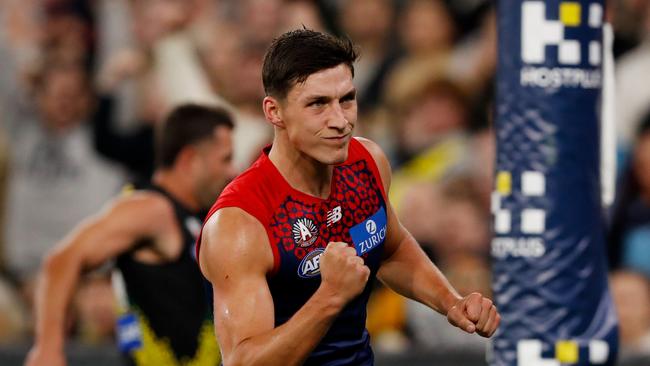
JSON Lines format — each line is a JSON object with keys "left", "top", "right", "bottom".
{"left": 199, "top": 138, "right": 387, "bottom": 366}
{"left": 116, "top": 185, "right": 219, "bottom": 365}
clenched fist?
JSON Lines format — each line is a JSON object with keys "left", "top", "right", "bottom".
{"left": 446, "top": 292, "right": 500, "bottom": 337}
{"left": 319, "top": 242, "right": 370, "bottom": 304}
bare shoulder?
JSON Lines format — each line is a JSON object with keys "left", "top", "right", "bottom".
{"left": 90, "top": 190, "right": 177, "bottom": 237}
{"left": 109, "top": 190, "right": 174, "bottom": 216}
{"left": 356, "top": 137, "right": 392, "bottom": 189}
{"left": 356, "top": 137, "right": 382, "bottom": 156}
{"left": 199, "top": 207, "right": 274, "bottom": 280}
{"left": 52, "top": 190, "right": 179, "bottom": 267}
{"left": 104, "top": 191, "right": 174, "bottom": 221}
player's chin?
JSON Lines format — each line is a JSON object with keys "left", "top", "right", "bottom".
{"left": 329, "top": 154, "right": 348, "bottom": 165}
{"left": 320, "top": 143, "right": 349, "bottom": 164}
{"left": 316, "top": 152, "right": 347, "bottom": 165}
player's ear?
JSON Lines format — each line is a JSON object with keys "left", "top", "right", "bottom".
{"left": 175, "top": 144, "right": 201, "bottom": 172}
{"left": 263, "top": 96, "right": 285, "bottom": 128}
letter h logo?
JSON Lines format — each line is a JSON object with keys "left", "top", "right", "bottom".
{"left": 521, "top": 1, "right": 603, "bottom": 66}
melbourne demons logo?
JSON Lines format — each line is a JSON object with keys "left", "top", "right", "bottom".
{"left": 292, "top": 218, "right": 318, "bottom": 248}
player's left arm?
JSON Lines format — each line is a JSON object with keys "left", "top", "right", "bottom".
{"left": 358, "top": 138, "right": 500, "bottom": 337}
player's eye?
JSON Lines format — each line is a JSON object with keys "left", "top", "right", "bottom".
{"left": 308, "top": 99, "right": 327, "bottom": 108}
{"left": 341, "top": 92, "right": 356, "bottom": 104}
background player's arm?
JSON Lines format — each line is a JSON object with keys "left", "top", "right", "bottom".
{"left": 199, "top": 207, "right": 369, "bottom": 366}
{"left": 26, "top": 193, "right": 179, "bottom": 366}
{"left": 358, "top": 138, "right": 500, "bottom": 337}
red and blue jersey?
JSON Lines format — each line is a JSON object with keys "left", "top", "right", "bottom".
{"left": 200, "top": 138, "right": 388, "bottom": 365}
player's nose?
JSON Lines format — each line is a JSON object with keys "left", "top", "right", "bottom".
{"left": 328, "top": 102, "right": 348, "bottom": 130}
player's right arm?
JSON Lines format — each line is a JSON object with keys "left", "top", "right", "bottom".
{"left": 199, "top": 207, "right": 369, "bottom": 366}
{"left": 25, "top": 192, "right": 179, "bottom": 366}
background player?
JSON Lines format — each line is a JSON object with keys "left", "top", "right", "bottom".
{"left": 26, "top": 104, "right": 236, "bottom": 366}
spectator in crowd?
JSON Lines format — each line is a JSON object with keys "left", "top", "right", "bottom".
{"left": 93, "top": 48, "right": 156, "bottom": 182}
{"left": 0, "top": 276, "right": 27, "bottom": 343}
{"left": 339, "top": 0, "right": 400, "bottom": 114}
{"left": 615, "top": 1, "right": 650, "bottom": 153}
{"left": 72, "top": 275, "right": 116, "bottom": 345}
{"left": 238, "top": 0, "right": 284, "bottom": 46}
{"left": 198, "top": 21, "right": 273, "bottom": 169}
{"left": 281, "top": 0, "right": 326, "bottom": 33}
{"left": 384, "top": 0, "right": 456, "bottom": 107}
{"left": 442, "top": 0, "right": 492, "bottom": 38}
{"left": 609, "top": 0, "right": 650, "bottom": 58}
{"left": 3, "top": 62, "right": 125, "bottom": 285}
{"left": 388, "top": 78, "right": 472, "bottom": 212}
{"left": 400, "top": 174, "right": 491, "bottom": 268}
{"left": 610, "top": 270, "right": 650, "bottom": 360}
{"left": 608, "top": 110, "right": 650, "bottom": 275}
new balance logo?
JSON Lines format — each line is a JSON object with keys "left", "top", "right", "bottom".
{"left": 326, "top": 206, "right": 342, "bottom": 227}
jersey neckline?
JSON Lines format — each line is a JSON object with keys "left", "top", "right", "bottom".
{"left": 259, "top": 144, "right": 351, "bottom": 204}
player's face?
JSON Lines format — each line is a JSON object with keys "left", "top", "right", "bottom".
{"left": 194, "top": 126, "right": 236, "bottom": 209}
{"left": 277, "top": 64, "right": 357, "bottom": 165}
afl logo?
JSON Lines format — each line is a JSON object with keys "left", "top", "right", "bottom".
{"left": 365, "top": 219, "right": 377, "bottom": 235}
{"left": 292, "top": 218, "right": 319, "bottom": 248}
{"left": 298, "top": 249, "right": 324, "bottom": 278}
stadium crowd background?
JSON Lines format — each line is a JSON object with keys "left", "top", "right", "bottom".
{"left": 0, "top": 0, "right": 649, "bottom": 363}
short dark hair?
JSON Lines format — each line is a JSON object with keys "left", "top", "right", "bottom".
{"left": 156, "top": 104, "right": 234, "bottom": 168}
{"left": 262, "top": 29, "right": 359, "bottom": 99}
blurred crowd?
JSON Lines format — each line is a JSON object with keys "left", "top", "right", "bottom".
{"left": 0, "top": 0, "right": 648, "bottom": 361}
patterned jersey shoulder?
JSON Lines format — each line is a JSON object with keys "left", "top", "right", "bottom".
{"left": 196, "top": 152, "right": 281, "bottom": 265}
{"left": 346, "top": 137, "right": 387, "bottom": 199}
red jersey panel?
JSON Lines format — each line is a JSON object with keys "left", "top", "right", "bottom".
{"left": 198, "top": 138, "right": 387, "bottom": 366}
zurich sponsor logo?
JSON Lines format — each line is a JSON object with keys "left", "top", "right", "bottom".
{"left": 365, "top": 220, "right": 377, "bottom": 235}
{"left": 298, "top": 248, "right": 325, "bottom": 278}
{"left": 350, "top": 207, "right": 387, "bottom": 255}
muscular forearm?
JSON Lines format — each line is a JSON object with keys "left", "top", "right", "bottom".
{"left": 33, "top": 249, "right": 83, "bottom": 350}
{"left": 378, "top": 234, "right": 460, "bottom": 315}
{"left": 226, "top": 285, "right": 344, "bottom": 366}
